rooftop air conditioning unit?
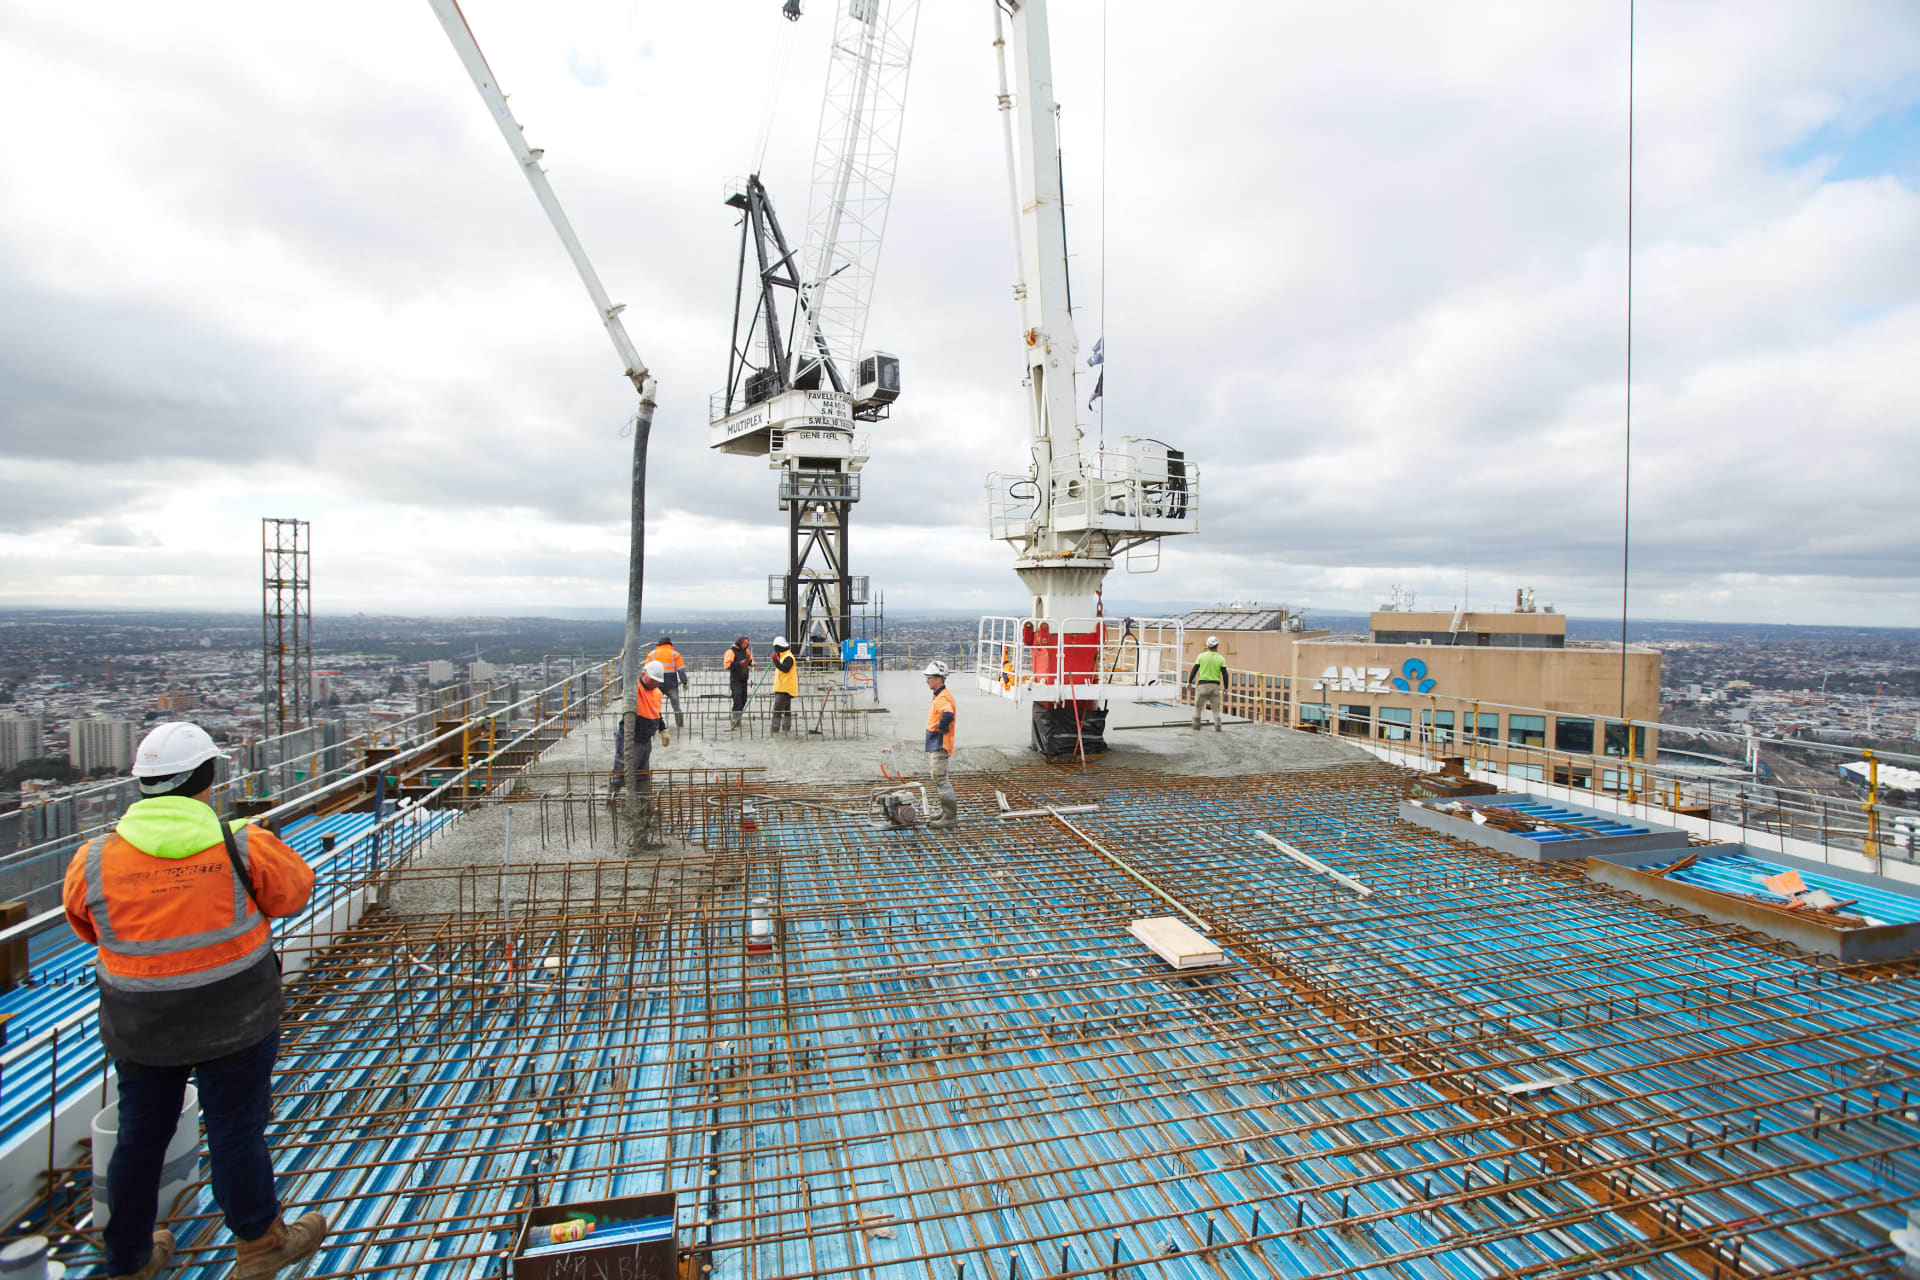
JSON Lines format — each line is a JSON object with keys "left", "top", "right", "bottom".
{"left": 855, "top": 351, "right": 900, "bottom": 409}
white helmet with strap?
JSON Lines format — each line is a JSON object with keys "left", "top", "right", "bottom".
{"left": 923, "top": 661, "right": 949, "bottom": 678}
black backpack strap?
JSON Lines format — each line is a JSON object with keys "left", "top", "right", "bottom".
{"left": 221, "top": 820, "right": 259, "bottom": 909}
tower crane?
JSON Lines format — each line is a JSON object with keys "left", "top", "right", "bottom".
{"left": 422, "top": 0, "right": 657, "bottom": 787}
{"left": 711, "top": 0, "right": 920, "bottom": 663}
{"left": 975, "top": 0, "right": 1201, "bottom": 756}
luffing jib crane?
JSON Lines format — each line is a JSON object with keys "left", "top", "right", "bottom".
{"left": 976, "top": 0, "right": 1200, "bottom": 756}
{"left": 711, "top": 0, "right": 920, "bottom": 664}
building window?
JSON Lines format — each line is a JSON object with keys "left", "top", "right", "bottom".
{"left": 1339, "top": 704, "right": 1372, "bottom": 736}
{"left": 1600, "top": 768, "right": 1625, "bottom": 793}
{"left": 1467, "top": 712, "right": 1500, "bottom": 742}
{"left": 1508, "top": 715, "right": 1546, "bottom": 748}
{"left": 1421, "top": 709, "right": 1455, "bottom": 744}
{"left": 1555, "top": 717, "right": 1594, "bottom": 755}
{"left": 1379, "top": 707, "right": 1413, "bottom": 742}
{"left": 1298, "top": 703, "right": 1328, "bottom": 727}
{"left": 1507, "top": 762, "right": 1546, "bottom": 782}
{"left": 1604, "top": 724, "right": 1648, "bottom": 758}
{"left": 1553, "top": 765, "right": 1594, "bottom": 790}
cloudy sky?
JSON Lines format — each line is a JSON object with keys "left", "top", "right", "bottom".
{"left": 2, "top": 1, "right": 1916, "bottom": 625}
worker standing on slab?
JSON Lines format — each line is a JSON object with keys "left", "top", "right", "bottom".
{"left": 62, "top": 723, "right": 327, "bottom": 1280}
{"left": 923, "top": 661, "right": 959, "bottom": 828}
{"left": 723, "top": 635, "right": 754, "bottom": 729}
{"left": 611, "top": 660, "right": 668, "bottom": 795}
{"left": 1190, "top": 636, "right": 1228, "bottom": 732}
{"left": 647, "top": 634, "right": 687, "bottom": 729}
{"left": 770, "top": 636, "right": 798, "bottom": 733}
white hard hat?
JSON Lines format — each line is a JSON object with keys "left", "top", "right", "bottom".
{"left": 132, "top": 722, "right": 226, "bottom": 778}
{"left": 643, "top": 659, "right": 666, "bottom": 681}
{"left": 1206, "top": 635, "right": 1220, "bottom": 648}
{"left": 923, "top": 661, "right": 949, "bottom": 678}
{"left": 773, "top": 634, "right": 788, "bottom": 648}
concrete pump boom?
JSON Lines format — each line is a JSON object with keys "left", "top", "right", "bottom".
{"left": 423, "top": 0, "right": 658, "bottom": 804}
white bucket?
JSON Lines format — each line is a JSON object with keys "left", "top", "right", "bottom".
{"left": 91, "top": 1085, "right": 200, "bottom": 1229}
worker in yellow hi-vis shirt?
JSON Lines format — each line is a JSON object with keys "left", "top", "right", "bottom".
{"left": 1190, "top": 636, "right": 1229, "bottom": 732}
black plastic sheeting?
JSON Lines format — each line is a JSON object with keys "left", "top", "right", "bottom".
{"left": 1031, "top": 703, "right": 1108, "bottom": 758}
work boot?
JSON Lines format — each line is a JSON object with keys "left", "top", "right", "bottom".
{"left": 234, "top": 1212, "right": 328, "bottom": 1280}
{"left": 730, "top": 712, "right": 742, "bottom": 729}
{"left": 676, "top": 713, "right": 686, "bottom": 729}
{"left": 928, "top": 799, "right": 959, "bottom": 829}
{"left": 110, "top": 1228, "right": 174, "bottom": 1280}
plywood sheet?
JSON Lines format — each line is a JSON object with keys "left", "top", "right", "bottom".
{"left": 1128, "top": 917, "right": 1226, "bottom": 970}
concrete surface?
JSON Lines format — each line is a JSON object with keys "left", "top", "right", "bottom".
{"left": 649, "top": 670, "right": 1368, "bottom": 782}
{"left": 386, "top": 671, "right": 1370, "bottom": 912}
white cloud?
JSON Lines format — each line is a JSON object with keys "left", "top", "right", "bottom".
{"left": 0, "top": 0, "right": 1916, "bottom": 624}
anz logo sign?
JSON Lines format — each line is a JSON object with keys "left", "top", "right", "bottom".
{"left": 1315, "top": 659, "right": 1438, "bottom": 695}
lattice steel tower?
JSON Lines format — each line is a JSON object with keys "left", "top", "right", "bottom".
{"left": 261, "top": 518, "right": 312, "bottom": 738}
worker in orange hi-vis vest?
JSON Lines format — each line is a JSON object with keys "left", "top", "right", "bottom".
{"left": 923, "top": 661, "right": 960, "bottom": 828}
{"left": 722, "top": 635, "right": 754, "bottom": 729}
{"left": 612, "top": 659, "right": 669, "bottom": 797}
{"left": 646, "top": 635, "right": 688, "bottom": 729}
{"left": 64, "top": 722, "right": 327, "bottom": 1280}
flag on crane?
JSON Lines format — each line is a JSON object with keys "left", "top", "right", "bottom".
{"left": 1087, "top": 337, "right": 1104, "bottom": 410}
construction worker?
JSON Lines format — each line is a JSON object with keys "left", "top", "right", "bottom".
{"left": 63, "top": 723, "right": 327, "bottom": 1280}
{"left": 647, "top": 634, "right": 687, "bottom": 729}
{"left": 770, "top": 636, "right": 798, "bottom": 733}
{"left": 1190, "top": 635, "right": 1229, "bottom": 732}
{"left": 923, "top": 661, "right": 959, "bottom": 828}
{"left": 722, "top": 635, "right": 754, "bottom": 729}
{"left": 611, "top": 659, "right": 668, "bottom": 795}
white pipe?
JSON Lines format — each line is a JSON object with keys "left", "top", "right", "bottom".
{"left": 1254, "top": 830, "right": 1373, "bottom": 897}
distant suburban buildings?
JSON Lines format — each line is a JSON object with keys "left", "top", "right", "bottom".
{"left": 0, "top": 712, "right": 45, "bottom": 770}
{"left": 427, "top": 660, "right": 455, "bottom": 685}
{"left": 68, "top": 717, "right": 137, "bottom": 775}
{"left": 156, "top": 691, "right": 202, "bottom": 713}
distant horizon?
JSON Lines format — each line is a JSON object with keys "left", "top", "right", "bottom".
{"left": 2, "top": 603, "right": 1916, "bottom": 636}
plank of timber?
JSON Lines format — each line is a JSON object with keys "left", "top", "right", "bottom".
{"left": 1128, "top": 917, "right": 1227, "bottom": 970}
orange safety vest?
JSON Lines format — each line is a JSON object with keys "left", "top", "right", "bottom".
{"left": 927, "top": 686, "right": 957, "bottom": 754}
{"left": 64, "top": 797, "right": 315, "bottom": 1063}
{"left": 635, "top": 680, "right": 664, "bottom": 720}
{"left": 647, "top": 644, "right": 685, "bottom": 677}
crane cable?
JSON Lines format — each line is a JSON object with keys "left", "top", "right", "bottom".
{"left": 752, "top": 16, "right": 801, "bottom": 175}
{"left": 1098, "top": 0, "right": 1109, "bottom": 456}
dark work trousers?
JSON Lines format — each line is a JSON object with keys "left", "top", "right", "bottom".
{"left": 610, "top": 722, "right": 655, "bottom": 793}
{"left": 107, "top": 1030, "right": 281, "bottom": 1274}
{"left": 772, "top": 692, "right": 793, "bottom": 731}
{"left": 730, "top": 676, "right": 750, "bottom": 714}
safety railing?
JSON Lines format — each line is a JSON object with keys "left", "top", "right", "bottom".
{"left": 986, "top": 445, "right": 1197, "bottom": 542}
{"left": 973, "top": 616, "right": 1185, "bottom": 703}
{"left": 1164, "top": 666, "right": 1920, "bottom": 865}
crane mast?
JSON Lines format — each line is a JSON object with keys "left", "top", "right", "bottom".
{"left": 711, "top": 0, "right": 918, "bottom": 664}
{"left": 979, "top": 0, "right": 1201, "bottom": 756}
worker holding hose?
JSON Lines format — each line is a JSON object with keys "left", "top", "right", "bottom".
{"left": 610, "top": 659, "right": 669, "bottom": 798}
{"left": 62, "top": 722, "right": 328, "bottom": 1280}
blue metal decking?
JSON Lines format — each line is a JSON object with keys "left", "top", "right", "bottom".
{"left": 8, "top": 766, "right": 1919, "bottom": 1279}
